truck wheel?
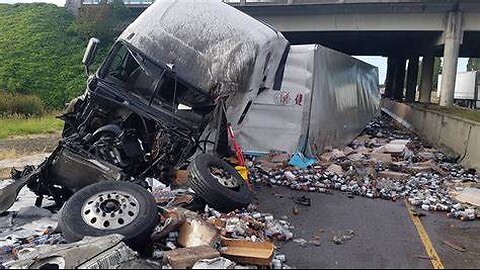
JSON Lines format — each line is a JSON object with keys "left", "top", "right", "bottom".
{"left": 188, "top": 154, "right": 253, "bottom": 212}
{"left": 59, "top": 181, "right": 158, "bottom": 250}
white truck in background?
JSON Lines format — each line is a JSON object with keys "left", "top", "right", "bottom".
{"left": 438, "top": 71, "right": 480, "bottom": 109}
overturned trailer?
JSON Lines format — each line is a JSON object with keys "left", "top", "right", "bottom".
{"left": 230, "top": 45, "right": 381, "bottom": 156}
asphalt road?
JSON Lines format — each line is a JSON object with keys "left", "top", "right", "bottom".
{"left": 255, "top": 185, "right": 480, "bottom": 269}
{"left": 422, "top": 212, "right": 480, "bottom": 269}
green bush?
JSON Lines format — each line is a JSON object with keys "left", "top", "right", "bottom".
{"left": 0, "top": 92, "right": 44, "bottom": 116}
{"left": 0, "top": 3, "right": 86, "bottom": 108}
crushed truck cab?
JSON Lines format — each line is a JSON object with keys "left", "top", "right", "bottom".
{"left": 0, "top": 0, "right": 289, "bottom": 245}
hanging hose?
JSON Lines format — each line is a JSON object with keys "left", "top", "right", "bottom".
{"left": 227, "top": 123, "right": 252, "bottom": 191}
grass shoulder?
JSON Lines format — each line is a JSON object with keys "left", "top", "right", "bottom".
{"left": 412, "top": 103, "right": 480, "bottom": 123}
{"left": 0, "top": 113, "right": 63, "bottom": 139}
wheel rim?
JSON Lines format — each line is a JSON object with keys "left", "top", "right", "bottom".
{"left": 209, "top": 165, "right": 239, "bottom": 189}
{"left": 81, "top": 191, "right": 140, "bottom": 231}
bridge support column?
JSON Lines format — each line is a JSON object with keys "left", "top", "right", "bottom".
{"left": 440, "top": 11, "right": 463, "bottom": 107}
{"left": 419, "top": 53, "right": 435, "bottom": 103}
{"left": 384, "top": 57, "right": 396, "bottom": 99}
{"left": 393, "top": 57, "right": 407, "bottom": 102}
{"left": 405, "top": 56, "right": 419, "bottom": 103}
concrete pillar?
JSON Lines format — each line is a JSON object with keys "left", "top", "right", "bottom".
{"left": 393, "top": 57, "right": 407, "bottom": 101}
{"left": 384, "top": 57, "right": 396, "bottom": 98}
{"left": 419, "top": 53, "right": 435, "bottom": 103}
{"left": 405, "top": 57, "right": 419, "bottom": 103}
{"left": 440, "top": 11, "right": 463, "bottom": 107}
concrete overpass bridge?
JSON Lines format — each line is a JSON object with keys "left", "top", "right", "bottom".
{"left": 67, "top": 0, "right": 480, "bottom": 106}
{"left": 228, "top": 0, "right": 480, "bottom": 107}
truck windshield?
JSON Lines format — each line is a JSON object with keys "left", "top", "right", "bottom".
{"left": 99, "top": 43, "right": 212, "bottom": 112}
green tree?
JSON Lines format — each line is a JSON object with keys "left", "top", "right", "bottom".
{"left": 433, "top": 57, "right": 442, "bottom": 90}
{"left": 72, "top": 0, "right": 131, "bottom": 43}
{"left": 467, "top": 58, "right": 480, "bottom": 71}
{"left": 417, "top": 57, "right": 442, "bottom": 91}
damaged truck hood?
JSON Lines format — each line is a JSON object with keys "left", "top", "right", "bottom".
{"left": 118, "top": 0, "right": 289, "bottom": 97}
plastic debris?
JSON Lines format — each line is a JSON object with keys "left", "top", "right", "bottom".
{"left": 288, "top": 153, "right": 316, "bottom": 169}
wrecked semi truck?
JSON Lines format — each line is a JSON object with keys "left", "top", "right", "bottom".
{"left": 0, "top": 0, "right": 380, "bottom": 249}
{"left": 0, "top": 0, "right": 287, "bottom": 248}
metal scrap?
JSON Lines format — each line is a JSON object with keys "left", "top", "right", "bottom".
{"left": 443, "top": 240, "right": 467, "bottom": 252}
{"left": 3, "top": 234, "right": 137, "bottom": 269}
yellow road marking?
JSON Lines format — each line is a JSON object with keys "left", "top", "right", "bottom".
{"left": 405, "top": 199, "right": 445, "bottom": 269}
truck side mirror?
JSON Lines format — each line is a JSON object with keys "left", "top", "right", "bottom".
{"left": 82, "top": 38, "right": 100, "bottom": 75}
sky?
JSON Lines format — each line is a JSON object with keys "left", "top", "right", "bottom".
{"left": 0, "top": 0, "right": 473, "bottom": 83}
{"left": 355, "top": 56, "right": 469, "bottom": 84}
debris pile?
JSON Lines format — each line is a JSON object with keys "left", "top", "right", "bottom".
{"left": 1, "top": 182, "right": 294, "bottom": 269}
{"left": 0, "top": 233, "right": 66, "bottom": 263}
{"left": 250, "top": 116, "right": 480, "bottom": 221}
{"left": 149, "top": 203, "right": 293, "bottom": 269}
{"left": 0, "top": 182, "right": 62, "bottom": 264}
{"left": 202, "top": 205, "right": 294, "bottom": 242}
{"left": 2, "top": 115, "right": 480, "bottom": 269}
{"left": 1, "top": 154, "right": 292, "bottom": 269}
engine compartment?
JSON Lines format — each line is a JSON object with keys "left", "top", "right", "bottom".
{"left": 59, "top": 93, "right": 204, "bottom": 186}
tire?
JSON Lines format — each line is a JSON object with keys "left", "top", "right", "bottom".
{"left": 188, "top": 154, "right": 253, "bottom": 212}
{"left": 59, "top": 181, "right": 158, "bottom": 250}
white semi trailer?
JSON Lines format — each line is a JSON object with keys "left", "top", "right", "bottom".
{"left": 438, "top": 71, "right": 480, "bottom": 109}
